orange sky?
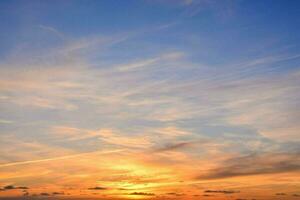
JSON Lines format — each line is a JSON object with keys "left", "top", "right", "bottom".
{"left": 1, "top": 147, "right": 300, "bottom": 199}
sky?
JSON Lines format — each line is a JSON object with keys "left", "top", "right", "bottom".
{"left": 0, "top": 0, "right": 300, "bottom": 200}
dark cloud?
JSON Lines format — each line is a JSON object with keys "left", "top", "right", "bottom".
{"left": 198, "top": 152, "right": 300, "bottom": 180}
{"left": 166, "top": 192, "right": 185, "bottom": 196}
{"left": 204, "top": 190, "right": 239, "bottom": 194}
{"left": 1, "top": 185, "right": 29, "bottom": 191}
{"left": 16, "top": 187, "right": 28, "bottom": 190}
{"left": 3, "top": 185, "right": 15, "bottom": 190}
{"left": 118, "top": 188, "right": 131, "bottom": 190}
{"left": 276, "top": 193, "right": 286, "bottom": 195}
{"left": 52, "top": 192, "right": 64, "bottom": 195}
{"left": 203, "top": 194, "right": 214, "bottom": 197}
{"left": 129, "top": 192, "right": 155, "bottom": 196}
{"left": 293, "top": 194, "right": 300, "bottom": 197}
{"left": 88, "top": 186, "right": 107, "bottom": 190}
{"left": 153, "top": 141, "right": 197, "bottom": 152}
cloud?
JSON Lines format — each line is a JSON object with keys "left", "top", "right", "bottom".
{"left": 49, "top": 126, "right": 98, "bottom": 141}
{"left": 0, "top": 149, "right": 123, "bottom": 168}
{"left": 129, "top": 192, "right": 155, "bottom": 196}
{"left": 3, "top": 185, "right": 16, "bottom": 190}
{"left": 153, "top": 141, "right": 197, "bottom": 152}
{"left": 38, "top": 25, "right": 65, "bottom": 39}
{"left": 0, "top": 65, "right": 83, "bottom": 110}
{"left": 149, "top": 0, "right": 237, "bottom": 19}
{"left": 40, "top": 192, "right": 50, "bottom": 196}
{"left": 154, "top": 126, "right": 191, "bottom": 138}
{"left": 50, "top": 126, "right": 155, "bottom": 148}
{"left": 276, "top": 193, "right": 286, "bottom": 195}
{"left": 116, "top": 52, "right": 185, "bottom": 72}
{"left": 1, "top": 185, "right": 29, "bottom": 190}
{"left": 96, "top": 129, "right": 153, "bottom": 149}
{"left": 88, "top": 186, "right": 107, "bottom": 190}
{"left": 198, "top": 152, "right": 300, "bottom": 180}
{"left": 204, "top": 190, "right": 240, "bottom": 194}
{"left": 202, "top": 194, "right": 214, "bottom": 197}
{"left": 166, "top": 192, "right": 185, "bottom": 196}
{"left": 0, "top": 119, "right": 13, "bottom": 124}
{"left": 52, "top": 192, "right": 64, "bottom": 195}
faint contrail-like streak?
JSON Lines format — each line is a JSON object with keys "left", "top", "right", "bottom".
{"left": 0, "top": 149, "right": 124, "bottom": 168}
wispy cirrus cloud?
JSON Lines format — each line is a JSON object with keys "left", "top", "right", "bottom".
{"left": 0, "top": 149, "right": 124, "bottom": 168}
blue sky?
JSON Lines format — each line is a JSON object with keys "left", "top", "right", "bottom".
{"left": 1, "top": 0, "right": 300, "bottom": 61}
{"left": 0, "top": 1, "right": 300, "bottom": 199}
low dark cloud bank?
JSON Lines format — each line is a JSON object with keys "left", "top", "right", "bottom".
{"left": 204, "top": 190, "right": 240, "bottom": 194}
{"left": 88, "top": 186, "right": 107, "bottom": 190}
{"left": 198, "top": 151, "right": 300, "bottom": 179}
{"left": 0, "top": 185, "right": 29, "bottom": 191}
{"left": 129, "top": 192, "right": 155, "bottom": 196}
{"left": 166, "top": 192, "right": 185, "bottom": 196}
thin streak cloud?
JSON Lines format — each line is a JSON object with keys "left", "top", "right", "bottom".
{"left": 0, "top": 149, "right": 124, "bottom": 168}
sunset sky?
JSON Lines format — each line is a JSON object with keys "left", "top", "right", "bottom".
{"left": 0, "top": 0, "right": 300, "bottom": 200}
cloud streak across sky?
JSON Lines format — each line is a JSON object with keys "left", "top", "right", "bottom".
{"left": 0, "top": 1, "right": 300, "bottom": 200}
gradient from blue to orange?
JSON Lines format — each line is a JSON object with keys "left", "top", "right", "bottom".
{"left": 0, "top": 0, "right": 300, "bottom": 200}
